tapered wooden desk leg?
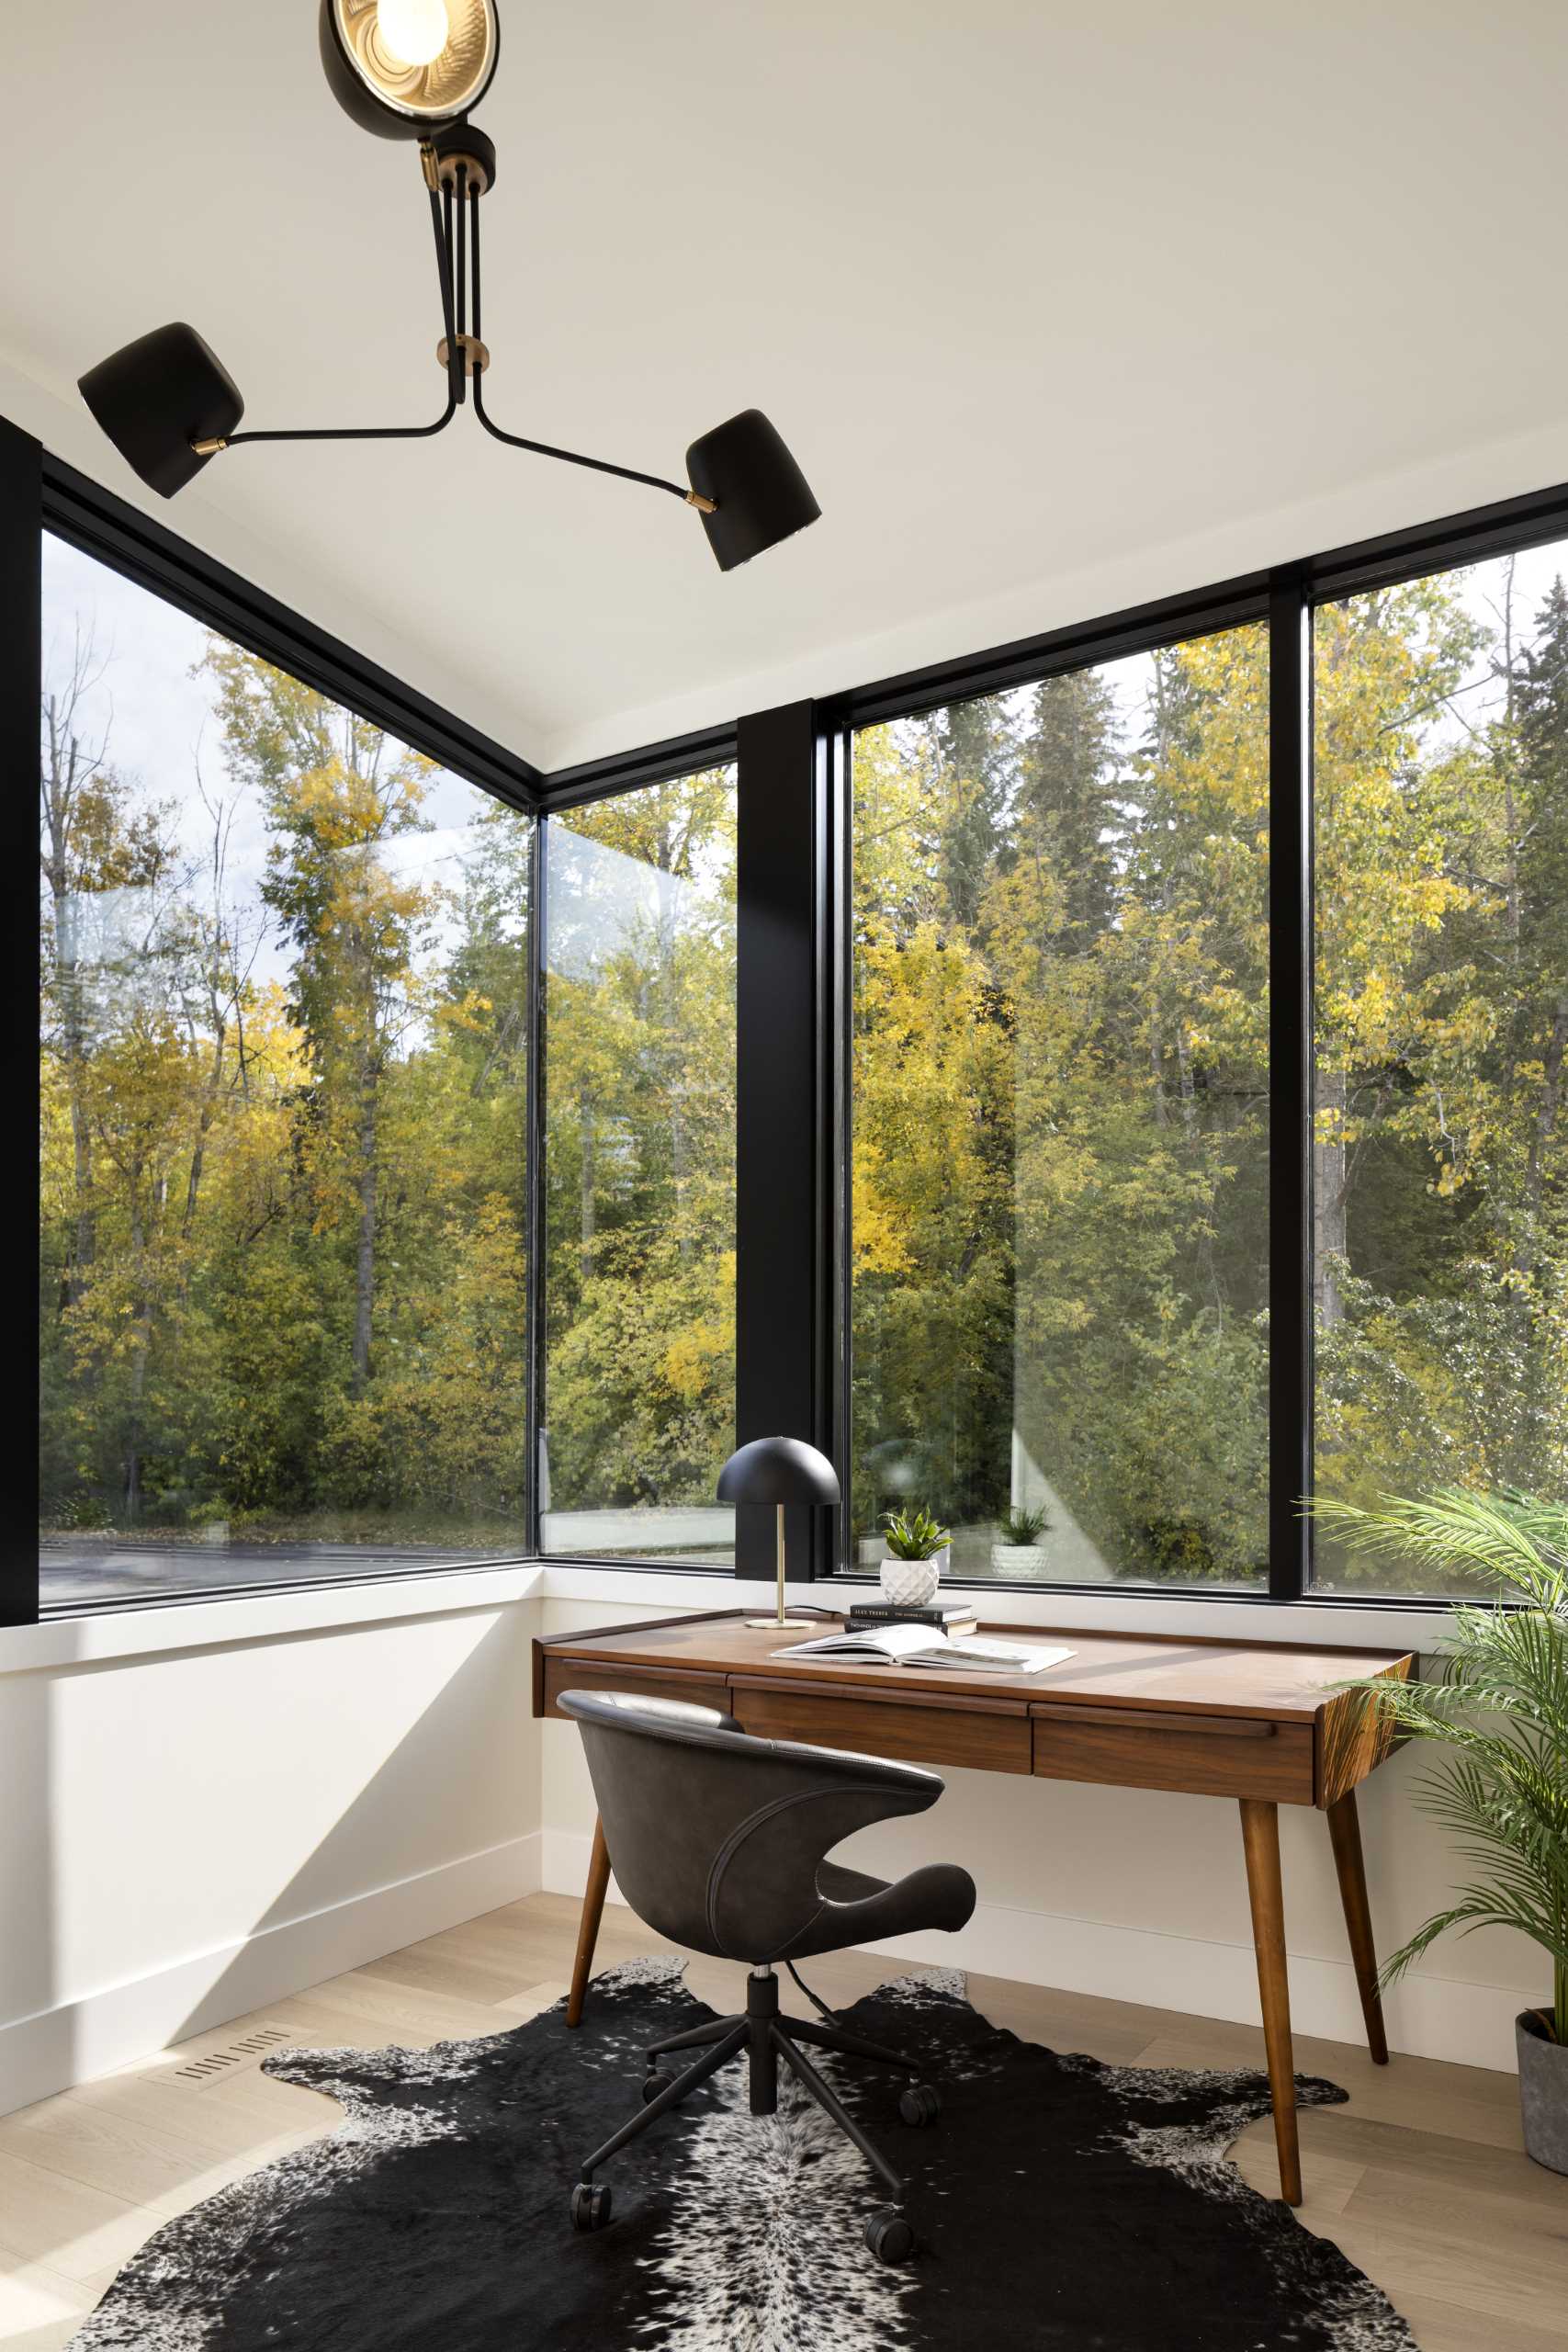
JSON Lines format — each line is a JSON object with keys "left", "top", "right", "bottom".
{"left": 1326, "top": 1788, "right": 1389, "bottom": 2064}
{"left": 1238, "top": 1798, "right": 1303, "bottom": 2207}
{"left": 566, "top": 1815, "right": 611, "bottom": 2030}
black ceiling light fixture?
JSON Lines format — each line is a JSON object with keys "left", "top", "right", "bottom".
{"left": 78, "top": 0, "right": 820, "bottom": 571}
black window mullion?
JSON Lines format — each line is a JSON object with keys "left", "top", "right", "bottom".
{"left": 1268, "top": 571, "right": 1313, "bottom": 1600}
{"left": 524, "top": 810, "right": 546, "bottom": 1558}
{"left": 825, "top": 708, "right": 853, "bottom": 1578}
{"left": 733, "top": 701, "right": 834, "bottom": 1580}
{"left": 2, "top": 417, "right": 41, "bottom": 1627}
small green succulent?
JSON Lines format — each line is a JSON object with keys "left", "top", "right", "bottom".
{"left": 881, "top": 1507, "right": 951, "bottom": 1562}
{"left": 998, "top": 1506, "right": 1049, "bottom": 1546}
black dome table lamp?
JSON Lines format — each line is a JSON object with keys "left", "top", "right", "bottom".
{"left": 716, "top": 1437, "right": 840, "bottom": 1631}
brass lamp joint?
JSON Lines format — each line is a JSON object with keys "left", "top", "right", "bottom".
{"left": 685, "top": 490, "right": 717, "bottom": 514}
{"left": 418, "top": 141, "right": 440, "bottom": 193}
{"left": 434, "top": 150, "right": 492, "bottom": 198}
{"left": 190, "top": 435, "right": 229, "bottom": 458}
{"left": 436, "top": 334, "right": 491, "bottom": 377}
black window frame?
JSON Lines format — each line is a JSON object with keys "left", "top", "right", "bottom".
{"left": 7, "top": 404, "right": 1567, "bottom": 1625}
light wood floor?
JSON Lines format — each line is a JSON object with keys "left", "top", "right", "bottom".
{"left": 1, "top": 1894, "right": 1562, "bottom": 2350}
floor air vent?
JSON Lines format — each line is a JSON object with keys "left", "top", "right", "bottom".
{"left": 171, "top": 2026, "right": 291, "bottom": 2086}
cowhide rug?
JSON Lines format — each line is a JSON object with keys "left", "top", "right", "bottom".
{"left": 69, "top": 1960, "right": 1416, "bottom": 2350}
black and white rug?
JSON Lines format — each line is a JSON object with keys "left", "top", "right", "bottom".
{"left": 72, "top": 1961, "right": 1416, "bottom": 2350}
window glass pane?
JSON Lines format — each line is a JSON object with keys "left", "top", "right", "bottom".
{"left": 850, "top": 627, "right": 1269, "bottom": 1585}
{"left": 39, "top": 537, "right": 531, "bottom": 1609}
{"left": 1313, "top": 543, "right": 1568, "bottom": 1595}
{"left": 541, "top": 774, "right": 737, "bottom": 1560}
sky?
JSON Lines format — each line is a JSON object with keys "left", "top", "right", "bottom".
{"left": 41, "top": 533, "right": 525, "bottom": 1006}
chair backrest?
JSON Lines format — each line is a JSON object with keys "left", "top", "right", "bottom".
{"left": 558, "top": 1690, "right": 945, "bottom": 1962}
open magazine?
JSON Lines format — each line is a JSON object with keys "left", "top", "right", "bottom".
{"left": 773, "top": 1623, "right": 1075, "bottom": 1676}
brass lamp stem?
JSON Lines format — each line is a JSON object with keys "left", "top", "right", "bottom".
{"left": 745, "top": 1498, "right": 813, "bottom": 1631}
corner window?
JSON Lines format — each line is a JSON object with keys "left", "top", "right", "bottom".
{"left": 39, "top": 537, "right": 532, "bottom": 1607}
{"left": 849, "top": 627, "right": 1270, "bottom": 1586}
{"left": 1312, "top": 541, "right": 1568, "bottom": 1595}
{"left": 539, "top": 772, "right": 738, "bottom": 1561}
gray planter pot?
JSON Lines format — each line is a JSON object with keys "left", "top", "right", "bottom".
{"left": 1517, "top": 2008, "right": 1568, "bottom": 2174}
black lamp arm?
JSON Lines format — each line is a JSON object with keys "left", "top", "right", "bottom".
{"left": 464, "top": 183, "right": 706, "bottom": 508}
{"left": 197, "top": 175, "right": 462, "bottom": 456}
{"left": 470, "top": 374, "right": 694, "bottom": 503}
{"left": 192, "top": 157, "right": 713, "bottom": 514}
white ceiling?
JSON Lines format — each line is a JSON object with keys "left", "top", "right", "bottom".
{"left": 8, "top": 1, "right": 1568, "bottom": 774}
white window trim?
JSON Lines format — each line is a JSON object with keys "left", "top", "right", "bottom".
{"left": 2, "top": 1558, "right": 1453, "bottom": 1675}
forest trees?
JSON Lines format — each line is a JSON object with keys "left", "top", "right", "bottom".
{"left": 39, "top": 537, "right": 1567, "bottom": 1594}
{"left": 852, "top": 548, "right": 1567, "bottom": 1591}
{"left": 1311, "top": 560, "right": 1568, "bottom": 1567}
{"left": 39, "top": 574, "right": 532, "bottom": 1556}
{"left": 852, "top": 628, "right": 1272, "bottom": 1583}
{"left": 539, "top": 776, "right": 738, "bottom": 1552}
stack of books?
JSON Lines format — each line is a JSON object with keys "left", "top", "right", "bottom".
{"left": 843, "top": 1599, "right": 979, "bottom": 1638}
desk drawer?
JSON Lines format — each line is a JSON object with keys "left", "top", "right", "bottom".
{"left": 729, "top": 1681, "right": 1032, "bottom": 1774}
{"left": 543, "top": 1658, "right": 729, "bottom": 1720}
{"left": 1031, "top": 1704, "right": 1314, "bottom": 1804}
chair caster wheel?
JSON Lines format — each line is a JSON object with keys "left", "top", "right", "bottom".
{"left": 641, "top": 2072, "right": 665, "bottom": 2105}
{"left": 570, "top": 2181, "right": 612, "bottom": 2233}
{"left": 864, "top": 2207, "right": 916, "bottom": 2264}
{"left": 898, "top": 2082, "right": 942, "bottom": 2126}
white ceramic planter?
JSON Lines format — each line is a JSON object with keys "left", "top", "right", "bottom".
{"left": 989, "top": 1543, "right": 1046, "bottom": 1579}
{"left": 879, "top": 1553, "right": 942, "bottom": 1607}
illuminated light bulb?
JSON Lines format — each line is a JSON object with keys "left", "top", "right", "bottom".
{"left": 376, "top": 0, "right": 449, "bottom": 67}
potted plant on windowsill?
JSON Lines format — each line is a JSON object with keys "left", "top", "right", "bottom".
{"left": 1317, "top": 1488, "right": 1568, "bottom": 2174}
{"left": 879, "top": 1508, "right": 952, "bottom": 1607}
{"left": 991, "top": 1505, "right": 1050, "bottom": 1577}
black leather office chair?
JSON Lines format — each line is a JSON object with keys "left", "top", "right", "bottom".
{"left": 558, "top": 1689, "right": 976, "bottom": 2263}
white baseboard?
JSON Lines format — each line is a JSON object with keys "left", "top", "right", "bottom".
{"left": 539, "top": 1827, "right": 1521, "bottom": 2075}
{"left": 0, "top": 1830, "right": 544, "bottom": 2119}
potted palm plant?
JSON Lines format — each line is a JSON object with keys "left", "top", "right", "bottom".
{"left": 1317, "top": 1489, "right": 1568, "bottom": 2173}
{"left": 879, "top": 1507, "right": 952, "bottom": 1607}
{"left": 991, "top": 1504, "right": 1050, "bottom": 1577}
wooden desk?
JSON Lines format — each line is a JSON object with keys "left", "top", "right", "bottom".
{"left": 533, "top": 1609, "right": 1414, "bottom": 2205}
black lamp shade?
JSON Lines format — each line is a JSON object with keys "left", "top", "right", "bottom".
{"left": 716, "top": 1436, "right": 840, "bottom": 1507}
{"left": 685, "top": 409, "right": 820, "bottom": 571}
{"left": 78, "top": 323, "right": 244, "bottom": 501}
{"left": 320, "top": 0, "right": 500, "bottom": 139}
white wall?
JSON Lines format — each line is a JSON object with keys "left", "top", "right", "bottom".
{"left": 0, "top": 1572, "right": 545, "bottom": 2115}
{"left": 537, "top": 1589, "right": 1545, "bottom": 2075}
{"left": 2, "top": 1568, "right": 1544, "bottom": 2120}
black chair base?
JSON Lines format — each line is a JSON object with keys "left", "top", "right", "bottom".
{"left": 570, "top": 1968, "right": 941, "bottom": 2262}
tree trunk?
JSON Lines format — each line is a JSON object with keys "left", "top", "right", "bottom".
{"left": 579, "top": 1085, "right": 596, "bottom": 1287}
{"left": 42, "top": 697, "right": 97, "bottom": 1299}
{"left": 1174, "top": 1020, "right": 1199, "bottom": 1144}
{"left": 123, "top": 1175, "right": 160, "bottom": 1520}
{"left": 1314, "top": 1065, "right": 1348, "bottom": 1324}
{"left": 1517, "top": 995, "right": 1568, "bottom": 1275}
{"left": 183, "top": 1017, "right": 227, "bottom": 1239}
{"left": 351, "top": 1069, "right": 378, "bottom": 1399}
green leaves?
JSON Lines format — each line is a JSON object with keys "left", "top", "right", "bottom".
{"left": 1325, "top": 1487, "right": 1568, "bottom": 2039}
{"left": 881, "top": 1506, "right": 952, "bottom": 1561}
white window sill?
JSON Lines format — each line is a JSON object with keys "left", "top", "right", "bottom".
{"left": 2, "top": 1555, "right": 1450, "bottom": 1675}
